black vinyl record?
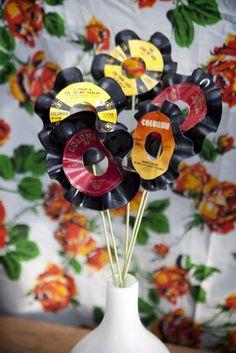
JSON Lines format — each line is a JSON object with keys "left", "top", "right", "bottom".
{"left": 36, "top": 95, "right": 140, "bottom": 211}
{"left": 35, "top": 67, "right": 127, "bottom": 129}
{"left": 124, "top": 101, "right": 195, "bottom": 191}
{"left": 91, "top": 30, "right": 177, "bottom": 109}
{"left": 151, "top": 68, "right": 222, "bottom": 153}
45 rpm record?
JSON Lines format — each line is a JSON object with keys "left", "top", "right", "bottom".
{"left": 124, "top": 101, "right": 195, "bottom": 191}
{"left": 131, "top": 111, "right": 175, "bottom": 180}
{"left": 37, "top": 107, "right": 140, "bottom": 210}
{"left": 152, "top": 83, "right": 207, "bottom": 133}
{"left": 35, "top": 67, "right": 127, "bottom": 128}
{"left": 50, "top": 82, "right": 117, "bottom": 124}
{"left": 104, "top": 39, "right": 164, "bottom": 96}
{"left": 91, "top": 30, "right": 177, "bottom": 102}
{"left": 151, "top": 69, "right": 222, "bottom": 152}
{"left": 62, "top": 129, "right": 123, "bottom": 197}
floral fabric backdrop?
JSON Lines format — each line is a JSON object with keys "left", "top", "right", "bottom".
{"left": 0, "top": 0, "right": 236, "bottom": 351}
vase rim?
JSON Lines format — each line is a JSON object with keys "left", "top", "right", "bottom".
{"left": 107, "top": 273, "right": 138, "bottom": 290}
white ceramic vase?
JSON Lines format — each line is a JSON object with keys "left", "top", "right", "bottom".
{"left": 71, "top": 274, "right": 170, "bottom": 353}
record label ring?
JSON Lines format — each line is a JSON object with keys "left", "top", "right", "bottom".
{"left": 104, "top": 40, "right": 164, "bottom": 96}
{"left": 152, "top": 83, "right": 207, "bottom": 133}
{"left": 62, "top": 129, "right": 123, "bottom": 197}
{"left": 49, "top": 82, "right": 117, "bottom": 124}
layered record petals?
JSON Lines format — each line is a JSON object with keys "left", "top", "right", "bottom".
{"left": 91, "top": 29, "right": 177, "bottom": 107}
{"left": 112, "top": 189, "right": 143, "bottom": 216}
{"left": 35, "top": 67, "right": 140, "bottom": 211}
{"left": 151, "top": 69, "right": 222, "bottom": 153}
{"left": 127, "top": 101, "right": 195, "bottom": 191}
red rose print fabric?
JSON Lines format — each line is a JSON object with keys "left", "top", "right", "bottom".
{"left": 0, "top": 1, "right": 236, "bottom": 352}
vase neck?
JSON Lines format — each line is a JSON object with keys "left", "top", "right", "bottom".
{"left": 102, "top": 275, "right": 141, "bottom": 328}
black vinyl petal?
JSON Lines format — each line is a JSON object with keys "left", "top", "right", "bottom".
{"left": 49, "top": 122, "right": 77, "bottom": 146}
{"left": 135, "top": 101, "right": 159, "bottom": 122}
{"left": 46, "top": 152, "right": 63, "bottom": 180}
{"left": 34, "top": 92, "right": 55, "bottom": 126}
{"left": 103, "top": 130, "right": 133, "bottom": 159}
{"left": 63, "top": 170, "right": 140, "bottom": 211}
{"left": 38, "top": 128, "right": 63, "bottom": 155}
{"left": 115, "top": 29, "right": 140, "bottom": 45}
{"left": 91, "top": 54, "right": 111, "bottom": 81}
{"left": 149, "top": 32, "right": 172, "bottom": 55}
{"left": 98, "top": 77, "right": 127, "bottom": 111}
{"left": 52, "top": 67, "right": 83, "bottom": 94}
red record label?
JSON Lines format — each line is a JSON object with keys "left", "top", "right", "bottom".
{"left": 152, "top": 83, "right": 207, "bottom": 133}
{"left": 62, "top": 129, "right": 123, "bottom": 197}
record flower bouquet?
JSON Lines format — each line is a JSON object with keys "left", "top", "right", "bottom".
{"left": 35, "top": 30, "right": 222, "bottom": 353}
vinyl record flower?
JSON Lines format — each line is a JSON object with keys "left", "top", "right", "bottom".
{"left": 124, "top": 101, "right": 195, "bottom": 191}
{"left": 152, "top": 69, "right": 222, "bottom": 153}
{"left": 91, "top": 29, "right": 177, "bottom": 107}
{"left": 35, "top": 67, "right": 140, "bottom": 211}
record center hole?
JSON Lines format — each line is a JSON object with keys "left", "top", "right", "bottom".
{"left": 83, "top": 148, "right": 108, "bottom": 176}
{"left": 70, "top": 103, "right": 96, "bottom": 115}
{"left": 145, "top": 132, "right": 163, "bottom": 160}
{"left": 122, "top": 57, "right": 146, "bottom": 79}
{"left": 174, "top": 100, "right": 190, "bottom": 118}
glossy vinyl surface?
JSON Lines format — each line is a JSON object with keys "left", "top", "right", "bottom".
{"left": 152, "top": 69, "right": 222, "bottom": 153}
{"left": 91, "top": 30, "right": 177, "bottom": 106}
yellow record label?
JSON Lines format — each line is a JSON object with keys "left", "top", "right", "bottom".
{"left": 109, "top": 45, "right": 127, "bottom": 61}
{"left": 131, "top": 111, "right": 175, "bottom": 180}
{"left": 104, "top": 39, "right": 164, "bottom": 96}
{"left": 129, "top": 40, "right": 163, "bottom": 72}
{"left": 104, "top": 65, "right": 138, "bottom": 96}
{"left": 49, "top": 82, "right": 117, "bottom": 123}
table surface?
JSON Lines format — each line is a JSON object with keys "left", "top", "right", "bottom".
{"left": 0, "top": 315, "right": 212, "bottom": 353}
